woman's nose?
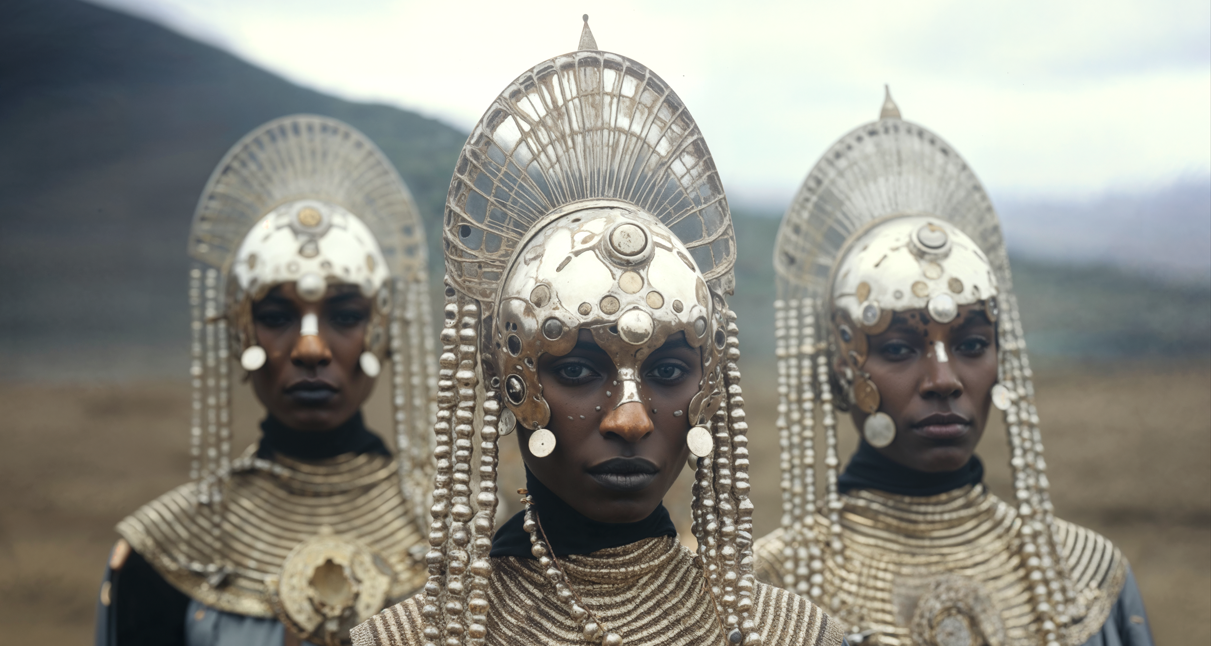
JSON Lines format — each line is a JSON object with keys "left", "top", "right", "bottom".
{"left": 919, "top": 344, "right": 962, "bottom": 400}
{"left": 599, "top": 401, "right": 655, "bottom": 443}
{"left": 291, "top": 314, "right": 332, "bottom": 367}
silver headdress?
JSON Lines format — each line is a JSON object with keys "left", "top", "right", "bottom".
{"left": 186, "top": 114, "right": 437, "bottom": 538}
{"left": 770, "top": 89, "right": 1079, "bottom": 640}
{"left": 424, "top": 18, "right": 762, "bottom": 646}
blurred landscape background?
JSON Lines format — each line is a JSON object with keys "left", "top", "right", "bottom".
{"left": 1, "top": 0, "right": 1207, "bottom": 643}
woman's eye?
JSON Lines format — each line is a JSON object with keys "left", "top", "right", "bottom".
{"left": 555, "top": 362, "right": 599, "bottom": 384}
{"left": 331, "top": 309, "right": 368, "bottom": 328}
{"left": 646, "top": 362, "right": 687, "bottom": 384}
{"left": 255, "top": 311, "right": 293, "bottom": 328}
{"left": 879, "top": 341, "right": 915, "bottom": 360}
{"left": 956, "top": 337, "right": 990, "bottom": 357}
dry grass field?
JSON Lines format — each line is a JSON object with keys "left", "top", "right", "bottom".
{"left": 1, "top": 360, "right": 1206, "bottom": 643}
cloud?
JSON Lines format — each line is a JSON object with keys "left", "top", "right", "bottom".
{"left": 87, "top": 0, "right": 1211, "bottom": 204}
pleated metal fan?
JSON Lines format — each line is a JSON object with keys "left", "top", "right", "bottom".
{"left": 443, "top": 42, "right": 736, "bottom": 302}
{"left": 774, "top": 88, "right": 1011, "bottom": 301}
{"left": 183, "top": 115, "right": 436, "bottom": 536}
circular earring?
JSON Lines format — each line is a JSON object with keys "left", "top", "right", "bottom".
{"left": 240, "top": 345, "right": 266, "bottom": 371}
{"left": 686, "top": 425, "right": 713, "bottom": 458}
{"left": 498, "top": 409, "right": 517, "bottom": 437}
{"left": 990, "top": 383, "right": 1012, "bottom": 411}
{"left": 359, "top": 351, "right": 381, "bottom": 378}
{"left": 528, "top": 428, "right": 556, "bottom": 458}
{"left": 863, "top": 412, "right": 896, "bottom": 448}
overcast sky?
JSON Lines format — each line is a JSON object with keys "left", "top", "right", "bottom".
{"left": 91, "top": 0, "right": 1210, "bottom": 208}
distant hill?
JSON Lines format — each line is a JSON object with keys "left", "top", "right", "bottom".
{"left": 0, "top": 0, "right": 1206, "bottom": 381}
{"left": 998, "top": 179, "right": 1211, "bottom": 284}
{"left": 0, "top": 0, "right": 465, "bottom": 379}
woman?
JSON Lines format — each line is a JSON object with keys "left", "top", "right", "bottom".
{"left": 352, "top": 18, "right": 845, "bottom": 646}
{"left": 95, "top": 115, "right": 438, "bottom": 646}
{"left": 751, "top": 90, "right": 1153, "bottom": 646}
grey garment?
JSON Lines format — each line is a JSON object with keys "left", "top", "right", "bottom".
{"left": 1081, "top": 567, "right": 1154, "bottom": 646}
{"left": 185, "top": 600, "right": 318, "bottom": 646}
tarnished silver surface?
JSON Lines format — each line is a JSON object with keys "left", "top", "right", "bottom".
{"left": 397, "top": 19, "right": 796, "bottom": 646}
{"left": 442, "top": 45, "right": 736, "bottom": 305}
{"left": 491, "top": 199, "right": 726, "bottom": 431}
{"left": 140, "top": 115, "right": 437, "bottom": 644}
{"left": 759, "top": 90, "right": 1111, "bottom": 646}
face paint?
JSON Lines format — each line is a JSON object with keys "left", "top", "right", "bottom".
{"left": 934, "top": 339, "right": 949, "bottom": 363}
{"left": 300, "top": 312, "right": 319, "bottom": 337}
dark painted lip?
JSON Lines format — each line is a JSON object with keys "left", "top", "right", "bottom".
{"left": 285, "top": 379, "right": 339, "bottom": 405}
{"left": 586, "top": 457, "right": 659, "bottom": 475}
{"left": 910, "top": 412, "right": 971, "bottom": 440}
{"left": 587, "top": 457, "right": 660, "bottom": 493}
{"left": 588, "top": 471, "right": 659, "bottom": 493}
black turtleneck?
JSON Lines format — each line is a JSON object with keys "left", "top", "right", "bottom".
{"left": 256, "top": 411, "right": 391, "bottom": 461}
{"left": 490, "top": 468, "right": 678, "bottom": 559}
{"left": 837, "top": 440, "right": 984, "bottom": 497}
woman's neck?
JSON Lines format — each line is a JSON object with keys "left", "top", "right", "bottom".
{"left": 837, "top": 440, "right": 983, "bottom": 497}
{"left": 490, "top": 468, "right": 677, "bottom": 558}
{"left": 256, "top": 411, "right": 390, "bottom": 461}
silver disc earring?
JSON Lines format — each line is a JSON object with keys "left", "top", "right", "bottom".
{"left": 359, "top": 351, "right": 381, "bottom": 378}
{"left": 528, "top": 428, "right": 556, "bottom": 458}
{"left": 863, "top": 412, "right": 896, "bottom": 448}
{"left": 686, "top": 425, "right": 713, "bottom": 458}
{"left": 990, "top": 383, "right": 1012, "bottom": 410}
{"left": 240, "top": 345, "right": 266, "bottom": 371}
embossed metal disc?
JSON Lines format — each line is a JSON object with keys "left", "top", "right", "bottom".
{"left": 189, "top": 115, "right": 428, "bottom": 282}
{"left": 928, "top": 293, "right": 958, "bottom": 324}
{"left": 528, "top": 428, "right": 557, "bottom": 458}
{"left": 443, "top": 51, "right": 736, "bottom": 302}
{"left": 863, "top": 412, "right": 896, "bottom": 448}
{"left": 773, "top": 109, "right": 1013, "bottom": 302}
{"left": 240, "top": 345, "right": 266, "bottom": 371}
{"left": 990, "top": 383, "right": 1012, "bottom": 411}
{"left": 686, "top": 425, "right": 714, "bottom": 458}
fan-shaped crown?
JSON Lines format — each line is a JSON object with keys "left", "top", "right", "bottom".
{"left": 774, "top": 97, "right": 1009, "bottom": 300}
{"left": 443, "top": 50, "right": 735, "bottom": 302}
{"left": 189, "top": 115, "right": 428, "bottom": 281}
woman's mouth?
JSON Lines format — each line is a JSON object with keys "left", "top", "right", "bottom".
{"left": 586, "top": 457, "right": 659, "bottom": 493}
{"left": 285, "top": 380, "right": 339, "bottom": 405}
{"left": 911, "top": 412, "right": 971, "bottom": 440}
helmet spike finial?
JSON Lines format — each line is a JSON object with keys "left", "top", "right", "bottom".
{"left": 880, "top": 84, "right": 901, "bottom": 120}
{"left": 578, "top": 14, "right": 598, "bottom": 51}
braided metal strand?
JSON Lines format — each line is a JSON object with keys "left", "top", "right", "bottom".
{"left": 799, "top": 300, "right": 822, "bottom": 601}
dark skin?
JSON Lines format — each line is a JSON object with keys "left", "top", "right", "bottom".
{"left": 248, "top": 282, "right": 377, "bottom": 431}
{"left": 519, "top": 329, "right": 701, "bottom": 524}
{"left": 847, "top": 305, "right": 998, "bottom": 472}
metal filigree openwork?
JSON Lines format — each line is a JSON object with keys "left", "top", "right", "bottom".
{"left": 444, "top": 50, "right": 736, "bottom": 303}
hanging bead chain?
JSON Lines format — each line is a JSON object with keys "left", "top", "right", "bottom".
{"left": 998, "top": 294, "right": 1069, "bottom": 646}
{"left": 421, "top": 288, "right": 460, "bottom": 646}
{"left": 724, "top": 310, "right": 762, "bottom": 646}
{"left": 446, "top": 299, "right": 482, "bottom": 643}
{"left": 390, "top": 280, "right": 415, "bottom": 524}
{"left": 713, "top": 397, "right": 742, "bottom": 644}
{"left": 521, "top": 493, "right": 622, "bottom": 646}
{"left": 817, "top": 312, "right": 845, "bottom": 612}
{"left": 798, "top": 301, "right": 823, "bottom": 601}
{"left": 189, "top": 266, "right": 204, "bottom": 484}
{"left": 466, "top": 386, "right": 501, "bottom": 644}
{"left": 216, "top": 316, "right": 231, "bottom": 477}
{"left": 786, "top": 300, "right": 804, "bottom": 528}
{"left": 773, "top": 299, "right": 800, "bottom": 592}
